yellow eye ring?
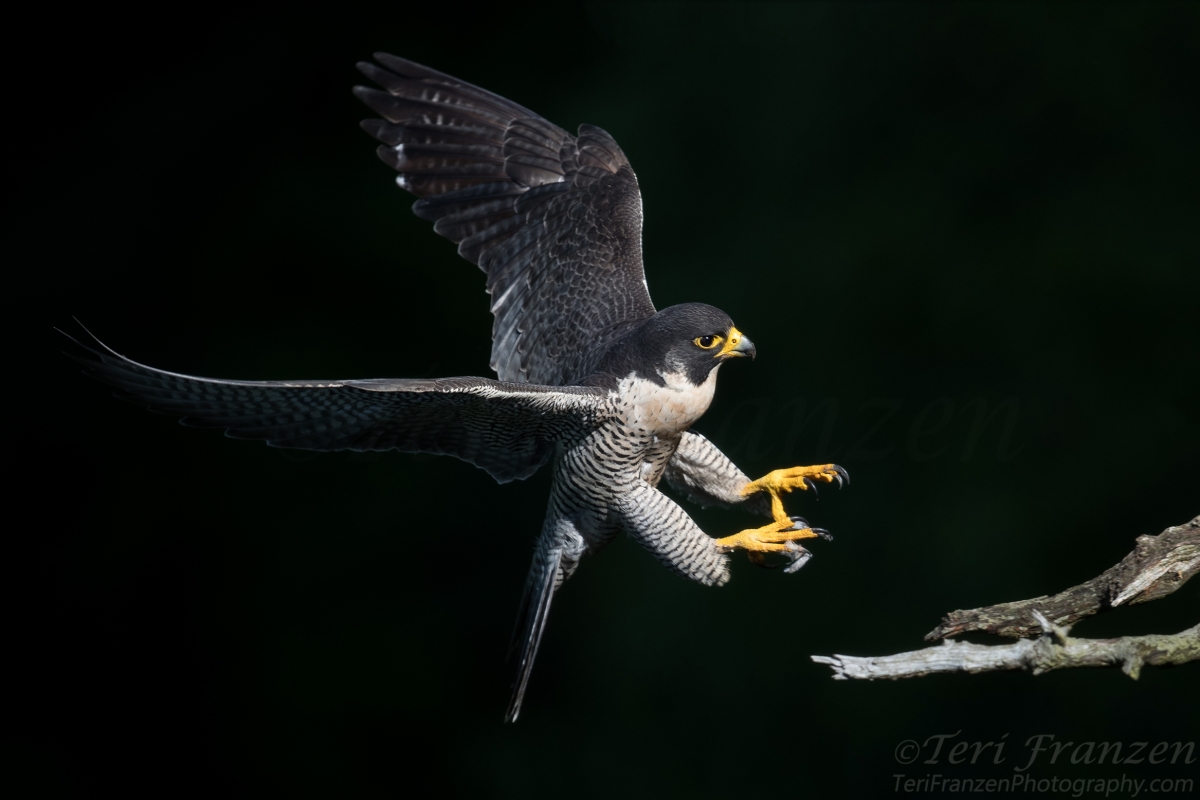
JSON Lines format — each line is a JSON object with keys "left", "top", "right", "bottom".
{"left": 694, "top": 334, "right": 723, "bottom": 350}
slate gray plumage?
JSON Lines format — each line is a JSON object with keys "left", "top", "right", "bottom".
{"left": 69, "top": 54, "right": 847, "bottom": 722}
{"left": 355, "top": 54, "right": 654, "bottom": 387}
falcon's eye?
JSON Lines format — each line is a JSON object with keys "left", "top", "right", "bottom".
{"left": 694, "top": 334, "right": 723, "bottom": 350}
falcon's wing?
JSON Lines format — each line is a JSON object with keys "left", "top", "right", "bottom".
{"left": 354, "top": 54, "right": 656, "bottom": 387}
{"left": 68, "top": 332, "right": 605, "bottom": 483}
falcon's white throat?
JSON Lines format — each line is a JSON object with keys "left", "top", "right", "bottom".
{"left": 615, "top": 366, "right": 721, "bottom": 437}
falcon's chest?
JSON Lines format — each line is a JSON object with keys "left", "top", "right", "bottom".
{"left": 613, "top": 368, "right": 719, "bottom": 437}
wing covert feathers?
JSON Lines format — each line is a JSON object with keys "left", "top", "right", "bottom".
{"left": 355, "top": 54, "right": 657, "bottom": 386}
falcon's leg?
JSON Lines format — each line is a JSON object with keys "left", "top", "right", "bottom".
{"left": 741, "top": 464, "right": 850, "bottom": 526}
{"left": 615, "top": 480, "right": 731, "bottom": 587}
{"left": 506, "top": 516, "right": 585, "bottom": 723}
{"left": 661, "top": 433, "right": 845, "bottom": 570}
{"left": 661, "top": 431, "right": 769, "bottom": 514}
{"left": 663, "top": 432, "right": 849, "bottom": 524}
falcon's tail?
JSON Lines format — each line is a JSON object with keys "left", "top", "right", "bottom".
{"left": 505, "top": 544, "right": 562, "bottom": 723}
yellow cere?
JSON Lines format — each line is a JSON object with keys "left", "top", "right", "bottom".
{"left": 716, "top": 326, "right": 745, "bottom": 358}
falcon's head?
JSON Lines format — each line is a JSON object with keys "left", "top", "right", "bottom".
{"left": 598, "top": 302, "right": 755, "bottom": 388}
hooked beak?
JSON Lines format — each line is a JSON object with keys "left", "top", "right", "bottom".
{"left": 717, "top": 326, "right": 756, "bottom": 360}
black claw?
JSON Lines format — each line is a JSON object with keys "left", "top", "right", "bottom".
{"left": 783, "top": 545, "right": 813, "bottom": 574}
{"left": 788, "top": 515, "right": 810, "bottom": 531}
{"left": 811, "top": 527, "right": 833, "bottom": 541}
{"left": 805, "top": 477, "right": 818, "bottom": 498}
{"left": 833, "top": 465, "right": 850, "bottom": 487}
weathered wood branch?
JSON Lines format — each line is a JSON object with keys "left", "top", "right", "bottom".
{"left": 811, "top": 517, "right": 1200, "bottom": 681}
{"left": 926, "top": 516, "right": 1199, "bottom": 640}
{"left": 812, "top": 615, "right": 1199, "bottom": 681}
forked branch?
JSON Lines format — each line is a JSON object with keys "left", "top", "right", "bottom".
{"left": 926, "top": 517, "right": 1199, "bottom": 640}
{"left": 812, "top": 517, "right": 1199, "bottom": 680}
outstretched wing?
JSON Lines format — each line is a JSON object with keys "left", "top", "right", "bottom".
{"left": 68, "top": 331, "right": 605, "bottom": 483}
{"left": 354, "top": 54, "right": 657, "bottom": 387}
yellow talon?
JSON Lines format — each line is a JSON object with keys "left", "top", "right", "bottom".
{"left": 741, "top": 464, "right": 849, "bottom": 524}
{"left": 715, "top": 518, "right": 820, "bottom": 554}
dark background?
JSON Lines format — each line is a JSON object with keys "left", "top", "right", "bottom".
{"left": 12, "top": 2, "right": 1199, "bottom": 797}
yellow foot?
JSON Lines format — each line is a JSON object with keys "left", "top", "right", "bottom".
{"left": 741, "top": 464, "right": 849, "bottom": 524}
{"left": 715, "top": 517, "right": 832, "bottom": 573}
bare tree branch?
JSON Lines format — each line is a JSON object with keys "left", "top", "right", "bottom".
{"left": 811, "top": 517, "right": 1200, "bottom": 681}
{"left": 926, "top": 517, "right": 1199, "bottom": 640}
{"left": 813, "top": 616, "right": 1199, "bottom": 681}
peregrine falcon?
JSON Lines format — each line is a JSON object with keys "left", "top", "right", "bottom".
{"left": 67, "top": 54, "right": 848, "bottom": 722}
